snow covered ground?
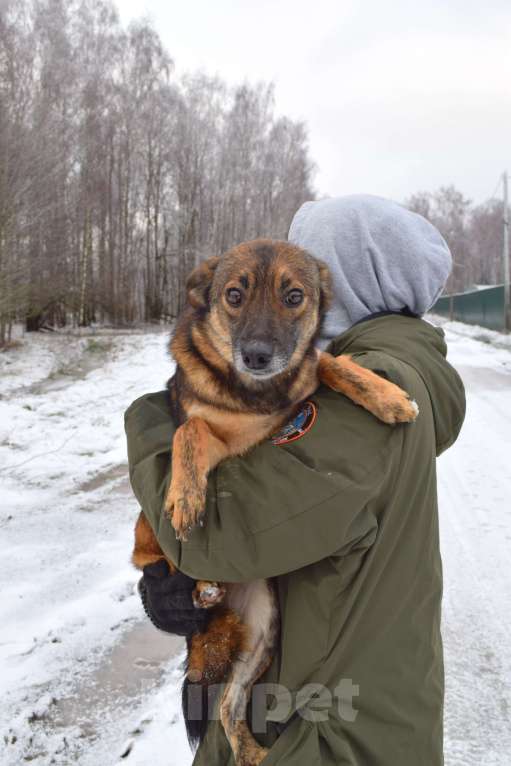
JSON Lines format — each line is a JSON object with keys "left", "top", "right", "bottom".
{"left": 0, "top": 328, "right": 190, "bottom": 765}
{"left": 433, "top": 318, "right": 511, "bottom": 765}
{"left": 0, "top": 320, "right": 510, "bottom": 765}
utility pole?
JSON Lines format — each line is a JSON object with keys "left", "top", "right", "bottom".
{"left": 504, "top": 171, "right": 511, "bottom": 331}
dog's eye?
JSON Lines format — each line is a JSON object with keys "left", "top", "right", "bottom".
{"left": 284, "top": 289, "right": 304, "bottom": 307}
{"left": 226, "top": 288, "right": 243, "bottom": 306}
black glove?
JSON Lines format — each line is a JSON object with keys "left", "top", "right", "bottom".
{"left": 138, "top": 559, "right": 211, "bottom": 636}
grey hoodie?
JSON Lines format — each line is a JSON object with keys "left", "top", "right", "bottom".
{"left": 288, "top": 194, "right": 452, "bottom": 347}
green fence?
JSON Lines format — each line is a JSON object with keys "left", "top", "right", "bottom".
{"left": 432, "top": 284, "right": 506, "bottom": 331}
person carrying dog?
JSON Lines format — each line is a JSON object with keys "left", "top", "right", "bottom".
{"left": 125, "top": 195, "right": 465, "bottom": 765}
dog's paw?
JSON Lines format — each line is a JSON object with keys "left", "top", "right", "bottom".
{"left": 165, "top": 482, "right": 207, "bottom": 541}
{"left": 192, "top": 581, "right": 226, "bottom": 609}
{"left": 219, "top": 714, "right": 270, "bottom": 766}
{"left": 253, "top": 750, "right": 270, "bottom": 766}
{"left": 237, "top": 749, "right": 269, "bottom": 766}
{"left": 374, "top": 386, "right": 419, "bottom": 425}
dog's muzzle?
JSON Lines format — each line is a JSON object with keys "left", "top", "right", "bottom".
{"left": 240, "top": 339, "right": 274, "bottom": 372}
{"left": 234, "top": 341, "right": 289, "bottom": 380}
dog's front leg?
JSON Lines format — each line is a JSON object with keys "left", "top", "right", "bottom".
{"left": 164, "top": 416, "right": 229, "bottom": 541}
{"left": 317, "top": 352, "right": 419, "bottom": 424}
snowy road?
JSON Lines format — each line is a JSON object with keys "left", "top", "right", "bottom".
{"left": 0, "top": 322, "right": 510, "bottom": 765}
{"left": 435, "top": 323, "right": 511, "bottom": 765}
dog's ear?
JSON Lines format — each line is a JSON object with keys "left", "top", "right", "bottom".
{"left": 317, "top": 259, "right": 333, "bottom": 315}
{"left": 186, "top": 256, "right": 221, "bottom": 309}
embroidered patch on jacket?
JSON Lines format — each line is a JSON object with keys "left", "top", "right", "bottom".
{"left": 270, "top": 401, "right": 317, "bottom": 446}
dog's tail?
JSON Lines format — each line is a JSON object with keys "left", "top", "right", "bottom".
{"left": 182, "top": 609, "right": 247, "bottom": 749}
{"left": 182, "top": 673, "right": 213, "bottom": 748}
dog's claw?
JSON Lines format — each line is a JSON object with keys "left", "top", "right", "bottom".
{"left": 388, "top": 394, "right": 419, "bottom": 424}
{"left": 372, "top": 387, "right": 419, "bottom": 425}
{"left": 192, "top": 582, "right": 226, "bottom": 609}
{"left": 167, "top": 482, "right": 207, "bottom": 540}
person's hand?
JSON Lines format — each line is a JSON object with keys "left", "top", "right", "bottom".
{"left": 138, "top": 559, "right": 211, "bottom": 636}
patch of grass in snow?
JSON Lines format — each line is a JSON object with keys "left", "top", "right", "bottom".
{"left": 85, "top": 338, "right": 111, "bottom": 354}
{"left": 473, "top": 333, "right": 493, "bottom": 345}
{"left": 0, "top": 339, "right": 23, "bottom": 353}
{"left": 48, "top": 365, "right": 76, "bottom": 379}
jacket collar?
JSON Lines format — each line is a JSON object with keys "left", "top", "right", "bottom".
{"left": 352, "top": 308, "right": 419, "bottom": 328}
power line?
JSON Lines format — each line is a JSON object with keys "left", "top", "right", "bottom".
{"left": 503, "top": 171, "right": 510, "bottom": 331}
{"left": 490, "top": 173, "right": 503, "bottom": 201}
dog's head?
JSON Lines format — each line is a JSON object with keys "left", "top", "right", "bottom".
{"left": 186, "top": 239, "right": 332, "bottom": 381}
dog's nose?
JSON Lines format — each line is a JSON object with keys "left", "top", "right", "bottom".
{"left": 241, "top": 339, "right": 274, "bottom": 371}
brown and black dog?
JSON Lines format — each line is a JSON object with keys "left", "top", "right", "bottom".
{"left": 131, "top": 239, "right": 418, "bottom": 766}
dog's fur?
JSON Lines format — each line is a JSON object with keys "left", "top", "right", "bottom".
{"left": 131, "top": 239, "right": 418, "bottom": 766}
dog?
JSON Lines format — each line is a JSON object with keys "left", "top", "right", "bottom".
{"left": 131, "top": 239, "right": 418, "bottom": 766}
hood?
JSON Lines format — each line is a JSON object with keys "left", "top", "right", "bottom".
{"left": 288, "top": 195, "right": 452, "bottom": 348}
{"left": 330, "top": 315, "right": 466, "bottom": 455}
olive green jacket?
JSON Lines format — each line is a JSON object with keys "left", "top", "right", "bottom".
{"left": 124, "top": 316, "right": 465, "bottom": 766}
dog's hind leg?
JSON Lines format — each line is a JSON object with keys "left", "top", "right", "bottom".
{"left": 220, "top": 580, "right": 279, "bottom": 766}
{"left": 165, "top": 416, "right": 229, "bottom": 540}
{"left": 186, "top": 608, "right": 248, "bottom": 685}
{"left": 317, "top": 352, "right": 419, "bottom": 424}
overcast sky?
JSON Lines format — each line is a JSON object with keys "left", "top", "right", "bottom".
{"left": 116, "top": 0, "right": 511, "bottom": 205}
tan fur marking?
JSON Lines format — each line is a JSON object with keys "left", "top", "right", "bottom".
{"left": 131, "top": 511, "right": 176, "bottom": 572}
{"left": 220, "top": 651, "right": 273, "bottom": 766}
{"left": 226, "top": 722, "right": 269, "bottom": 766}
{"left": 187, "top": 610, "right": 248, "bottom": 685}
{"left": 165, "top": 417, "right": 230, "bottom": 540}
{"left": 318, "top": 352, "right": 418, "bottom": 424}
{"left": 186, "top": 256, "right": 221, "bottom": 308}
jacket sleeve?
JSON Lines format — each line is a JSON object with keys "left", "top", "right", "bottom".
{"left": 124, "top": 372, "right": 406, "bottom": 583}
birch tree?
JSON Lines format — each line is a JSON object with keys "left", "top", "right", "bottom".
{"left": 0, "top": 0, "right": 316, "bottom": 341}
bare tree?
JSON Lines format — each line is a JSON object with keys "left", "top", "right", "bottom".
{"left": 0, "top": 0, "right": 316, "bottom": 342}
{"left": 405, "top": 185, "right": 494, "bottom": 294}
{"left": 0, "top": 0, "right": 35, "bottom": 342}
{"left": 469, "top": 199, "right": 505, "bottom": 286}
